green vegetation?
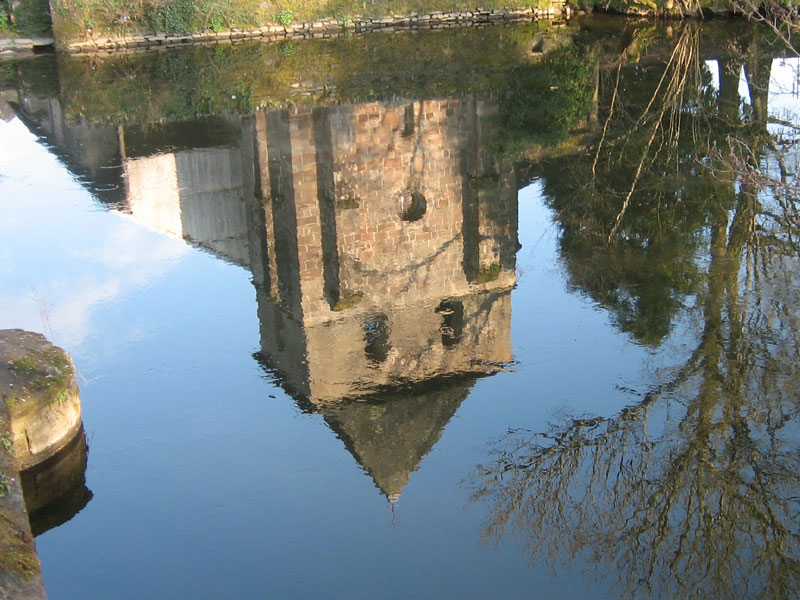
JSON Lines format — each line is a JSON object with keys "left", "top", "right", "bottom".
{"left": 0, "top": 0, "right": 52, "bottom": 37}
{"left": 52, "top": 23, "right": 551, "bottom": 124}
{"left": 0, "top": 2, "right": 10, "bottom": 33}
{"left": 2, "top": 0, "right": 797, "bottom": 48}
{"left": 49, "top": 0, "right": 262, "bottom": 39}
{"left": 276, "top": 7, "right": 293, "bottom": 25}
{"left": 474, "top": 264, "right": 502, "bottom": 284}
{"left": 0, "top": 547, "right": 38, "bottom": 581}
{"left": 0, "top": 472, "right": 11, "bottom": 497}
{"left": 524, "top": 20, "right": 788, "bottom": 347}
{"left": 491, "top": 43, "right": 597, "bottom": 159}
{"left": 332, "top": 291, "right": 364, "bottom": 311}
{"left": 6, "top": 347, "right": 74, "bottom": 411}
{"left": 8, "top": 347, "right": 73, "bottom": 389}
{"left": 0, "top": 432, "right": 14, "bottom": 456}
{"left": 48, "top": 0, "right": 558, "bottom": 43}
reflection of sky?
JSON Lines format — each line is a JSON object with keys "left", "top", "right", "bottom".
{"left": 1, "top": 49, "right": 795, "bottom": 596}
{"left": 768, "top": 57, "right": 800, "bottom": 138}
{"left": 705, "top": 57, "right": 798, "bottom": 138}
{"left": 705, "top": 59, "right": 720, "bottom": 92}
{"left": 0, "top": 117, "right": 189, "bottom": 349}
{"left": 0, "top": 98, "right": 641, "bottom": 600}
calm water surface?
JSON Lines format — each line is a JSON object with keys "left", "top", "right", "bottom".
{"left": 1, "top": 16, "right": 799, "bottom": 599}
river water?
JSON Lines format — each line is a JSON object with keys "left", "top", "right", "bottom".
{"left": 1, "top": 15, "right": 799, "bottom": 599}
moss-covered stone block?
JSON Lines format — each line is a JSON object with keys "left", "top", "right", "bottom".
{"left": 0, "top": 330, "right": 82, "bottom": 471}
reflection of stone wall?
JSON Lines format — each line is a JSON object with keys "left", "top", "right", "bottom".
{"left": 301, "top": 290, "right": 512, "bottom": 402}
{"left": 125, "top": 145, "right": 250, "bottom": 267}
{"left": 13, "top": 96, "right": 124, "bottom": 205}
{"left": 125, "top": 153, "right": 183, "bottom": 234}
{"left": 252, "top": 95, "right": 518, "bottom": 404}
{"left": 11, "top": 98, "right": 253, "bottom": 266}
{"left": 12, "top": 89, "right": 519, "bottom": 407}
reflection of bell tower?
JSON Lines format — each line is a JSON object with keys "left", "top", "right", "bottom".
{"left": 249, "top": 97, "right": 518, "bottom": 402}
{"left": 248, "top": 96, "right": 519, "bottom": 499}
{"left": 9, "top": 84, "right": 521, "bottom": 502}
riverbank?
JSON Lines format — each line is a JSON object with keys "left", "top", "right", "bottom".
{"left": 63, "top": 5, "right": 570, "bottom": 53}
{"left": 1, "top": 0, "right": 791, "bottom": 55}
{"left": 0, "top": 411, "right": 44, "bottom": 599}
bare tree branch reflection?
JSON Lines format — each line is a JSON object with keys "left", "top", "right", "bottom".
{"left": 467, "top": 23, "right": 800, "bottom": 600}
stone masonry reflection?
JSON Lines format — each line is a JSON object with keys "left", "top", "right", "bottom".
{"left": 63, "top": 98, "right": 518, "bottom": 406}
{"left": 101, "top": 99, "right": 517, "bottom": 404}
{"left": 248, "top": 99, "right": 519, "bottom": 500}
{"left": 249, "top": 99, "right": 517, "bottom": 404}
{"left": 11, "top": 93, "right": 519, "bottom": 500}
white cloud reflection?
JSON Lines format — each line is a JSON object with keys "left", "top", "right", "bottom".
{"left": 0, "top": 117, "right": 189, "bottom": 350}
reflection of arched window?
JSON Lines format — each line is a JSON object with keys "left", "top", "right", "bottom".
{"left": 436, "top": 300, "right": 464, "bottom": 348}
{"left": 398, "top": 191, "right": 427, "bottom": 222}
{"left": 364, "top": 315, "right": 391, "bottom": 364}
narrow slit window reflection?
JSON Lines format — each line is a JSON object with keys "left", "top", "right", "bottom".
{"left": 437, "top": 300, "right": 464, "bottom": 348}
{"left": 364, "top": 315, "right": 391, "bottom": 364}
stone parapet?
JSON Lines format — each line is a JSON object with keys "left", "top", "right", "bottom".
{"left": 0, "top": 331, "right": 82, "bottom": 470}
{"left": 0, "top": 428, "right": 45, "bottom": 599}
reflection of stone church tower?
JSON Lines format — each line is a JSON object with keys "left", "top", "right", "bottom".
{"left": 248, "top": 97, "right": 519, "bottom": 501}
{"left": 250, "top": 98, "right": 518, "bottom": 401}
{"left": 10, "top": 91, "right": 519, "bottom": 502}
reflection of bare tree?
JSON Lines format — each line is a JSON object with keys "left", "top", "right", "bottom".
{"left": 466, "top": 26, "right": 800, "bottom": 600}
{"left": 600, "top": 25, "right": 705, "bottom": 241}
{"left": 729, "top": 0, "right": 798, "bottom": 56}
{"left": 466, "top": 190, "right": 800, "bottom": 598}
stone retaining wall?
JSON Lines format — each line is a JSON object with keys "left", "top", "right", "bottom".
{"left": 0, "top": 429, "right": 45, "bottom": 599}
{"left": 65, "top": 5, "right": 570, "bottom": 53}
{"left": 0, "top": 37, "right": 54, "bottom": 57}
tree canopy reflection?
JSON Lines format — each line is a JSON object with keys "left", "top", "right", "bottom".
{"left": 468, "top": 22, "right": 800, "bottom": 600}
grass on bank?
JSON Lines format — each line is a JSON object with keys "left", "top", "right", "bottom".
{"left": 0, "top": 0, "right": 53, "bottom": 37}
{"left": 49, "top": 0, "right": 557, "bottom": 41}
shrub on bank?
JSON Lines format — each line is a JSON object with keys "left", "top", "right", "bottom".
{"left": 1, "top": 0, "right": 53, "bottom": 37}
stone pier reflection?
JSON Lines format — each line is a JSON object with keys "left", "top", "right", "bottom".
{"left": 21, "top": 427, "right": 92, "bottom": 537}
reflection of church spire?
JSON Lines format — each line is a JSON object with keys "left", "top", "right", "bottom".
{"left": 322, "top": 379, "right": 474, "bottom": 501}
